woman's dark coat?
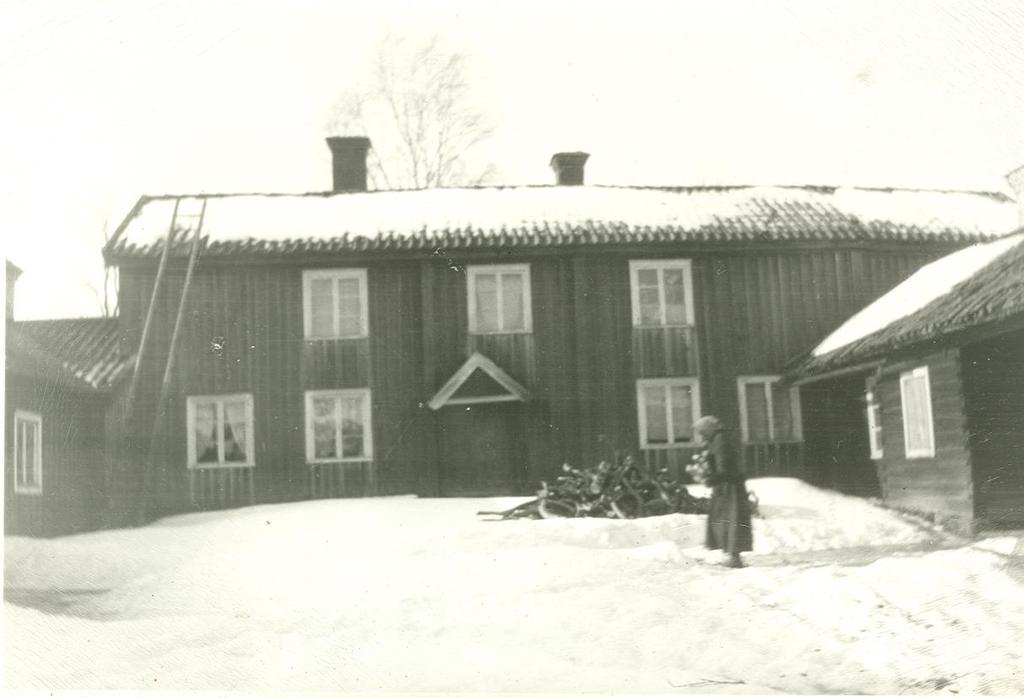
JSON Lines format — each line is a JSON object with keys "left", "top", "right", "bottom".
{"left": 703, "top": 429, "right": 754, "bottom": 554}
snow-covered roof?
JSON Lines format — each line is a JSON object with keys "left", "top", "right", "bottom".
{"left": 7, "top": 317, "right": 133, "bottom": 391}
{"left": 105, "top": 184, "right": 1017, "bottom": 259}
{"left": 794, "top": 230, "right": 1024, "bottom": 377}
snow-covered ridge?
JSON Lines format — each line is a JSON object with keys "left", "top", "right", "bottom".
{"left": 112, "top": 184, "right": 1017, "bottom": 249}
{"left": 812, "top": 231, "right": 1024, "bottom": 356}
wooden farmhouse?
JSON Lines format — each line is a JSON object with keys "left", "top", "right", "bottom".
{"left": 5, "top": 139, "right": 1021, "bottom": 534}
{"left": 789, "top": 227, "right": 1024, "bottom": 534}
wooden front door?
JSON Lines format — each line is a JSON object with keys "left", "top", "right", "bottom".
{"left": 438, "top": 403, "right": 525, "bottom": 496}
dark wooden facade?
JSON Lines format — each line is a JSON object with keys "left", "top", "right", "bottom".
{"left": 107, "top": 239, "right": 955, "bottom": 518}
{"left": 873, "top": 350, "right": 975, "bottom": 531}
{"left": 4, "top": 371, "right": 107, "bottom": 536}
{"left": 963, "top": 329, "right": 1024, "bottom": 528}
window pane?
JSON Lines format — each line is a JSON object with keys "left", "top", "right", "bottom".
{"left": 663, "top": 269, "right": 688, "bottom": 325}
{"left": 744, "top": 383, "right": 771, "bottom": 442}
{"left": 16, "top": 421, "right": 26, "bottom": 484}
{"left": 309, "top": 278, "right": 335, "bottom": 337}
{"left": 771, "top": 385, "right": 795, "bottom": 441}
{"left": 905, "top": 377, "right": 930, "bottom": 452}
{"left": 223, "top": 400, "right": 249, "bottom": 462}
{"left": 474, "top": 274, "right": 499, "bottom": 332}
{"left": 313, "top": 419, "right": 338, "bottom": 459}
{"left": 501, "top": 273, "right": 525, "bottom": 331}
{"left": 670, "top": 385, "right": 694, "bottom": 441}
{"left": 194, "top": 403, "right": 219, "bottom": 463}
{"left": 336, "top": 278, "right": 362, "bottom": 337}
{"left": 636, "top": 269, "right": 662, "bottom": 326}
{"left": 340, "top": 397, "right": 365, "bottom": 458}
{"left": 313, "top": 396, "right": 337, "bottom": 419}
{"left": 22, "top": 421, "right": 38, "bottom": 486}
{"left": 644, "top": 386, "right": 668, "bottom": 443}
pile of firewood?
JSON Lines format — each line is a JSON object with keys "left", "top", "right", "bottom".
{"left": 478, "top": 455, "right": 709, "bottom": 520}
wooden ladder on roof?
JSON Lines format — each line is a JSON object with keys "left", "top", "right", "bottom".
{"left": 122, "top": 198, "right": 209, "bottom": 524}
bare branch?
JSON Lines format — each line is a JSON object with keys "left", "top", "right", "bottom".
{"left": 325, "top": 34, "right": 496, "bottom": 189}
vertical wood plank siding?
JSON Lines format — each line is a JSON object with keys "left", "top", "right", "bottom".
{"left": 631, "top": 327, "right": 698, "bottom": 377}
{"left": 876, "top": 350, "right": 974, "bottom": 531}
{"left": 5, "top": 374, "right": 107, "bottom": 536}
{"left": 109, "top": 243, "right": 952, "bottom": 517}
{"left": 961, "top": 329, "right": 1024, "bottom": 528}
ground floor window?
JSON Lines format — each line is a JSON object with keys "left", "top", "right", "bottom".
{"left": 186, "top": 394, "right": 255, "bottom": 468}
{"left": 305, "top": 389, "right": 373, "bottom": 462}
{"left": 636, "top": 378, "right": 701, "bottom": 448}
{"left": 13, "top": 410, "right": 42, "bottom": 494}
{"left": 900, "top": 366, "right": 935, "bottom": 458}
{"left": 866, "top": 376, "right": 884, "bottom": 459}
{"left": 737, "top": 376, "right": 803, "bottom": 443}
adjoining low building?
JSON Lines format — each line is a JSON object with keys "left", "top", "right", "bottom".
{"left": 4, "top": 264, "right": 134, "bottom": 535}
{"left": 789, "top": 229, "right": 1024, "bottom": 533}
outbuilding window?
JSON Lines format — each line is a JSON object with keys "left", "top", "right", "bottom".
{"left": 737, "top": 376, "right": 803, "bottom": 443}
{"left": 467, "top": 264, "right": 532, "bottom": 334}
{"left": 629, "top": 259, "right": 695, "bottom": 327}
{"left": 305, "top": 389, "right": 373, "bottom": 462}
{"left": 13, "top": 410, "right": 42, "bottom": 495}
{"left": 186, "top": 394, "right": 255, "bottom": 468}
{"left": 866, "top": 377, "right": 884, "bottom": 460}
{"left": 302, "top": 269, "right": 369, "bottom": 339}
{"left": 636, "top": 378, "right": 701, "bottom": 448}
{"left": 900, "top": 366, "right": 935, "bottom": 459}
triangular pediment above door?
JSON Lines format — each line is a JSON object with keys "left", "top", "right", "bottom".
{"left": 427, "top": 352, "right": 531, "bottom": 410}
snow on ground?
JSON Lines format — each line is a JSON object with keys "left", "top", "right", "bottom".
{"left": 4, "top": 478, "right": 1024, "bottom": 694}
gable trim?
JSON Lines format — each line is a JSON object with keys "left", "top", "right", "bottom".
{"left": 428, "top": 352, "right": 531, "bottom": 410}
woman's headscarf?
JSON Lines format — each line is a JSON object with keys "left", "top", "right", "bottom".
{"left": 693, "top": 415, "right": 724, "bottom": 443}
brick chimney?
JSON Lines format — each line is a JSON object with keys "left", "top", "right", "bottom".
{"left": 1007, "top": 163, "right": 1024, "bottom": 227}
{"left": 6, "top": 259, "right": 22, "bottom": 321}
{"left": 326, "top": 137, "right": 372, "bottom": 192}
{"left": 550, "top": 152, "right": 590, "bottom": 186}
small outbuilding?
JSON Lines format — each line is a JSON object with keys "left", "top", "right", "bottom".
{"left": 789, "top": 230, "right": 1024, "bottom": 533}
{"left": 5, "top": 306, "right": 134, "bottom": 536}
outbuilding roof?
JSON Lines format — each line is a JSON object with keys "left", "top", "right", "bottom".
{"left": 791, "top": 229, "right": 1024, "bottom": 379}
{"left": 6, "top": 317, "right": 134, "bottom": 391}
{"left": 105, "top": 184, "right": 1017, "bottom": 259}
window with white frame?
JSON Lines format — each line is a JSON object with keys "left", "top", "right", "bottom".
{"left": 467, "top": 264, "right": 532, "bottom": 334}
{"left": 900, "top": 366, "right": 935, "bottom": 459}
{"left": 302, "top": 269, "right": 369, "bottom": 339}
{"left": 305, "top": 389, "right": 373, "bottom": 462}
{"left": 636, "top": 378, "right": 701, "bottom": 448}
{"left": 629, "top": 259, "right": 695, "bottom": 328}
{"left": 13, "top": 410, "right": 42, "bottom": 495}
{"left": 866, "top": 377, "right": 883, "bottom": 460}
{"left": 737, "top": 376, "right": 803, "bottom": 443}
{"left": 186, "top": 394, "right": 255, "bottom": 468}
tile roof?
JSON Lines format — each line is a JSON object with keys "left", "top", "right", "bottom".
{"left": 791, "top": 230, "right": 1024, "bottom": 378}
{"left": 6, "top": 317, "right": 134, "bottom": 391}
{"left": 105, "top": 185, "right": 1017, "bottom": 259}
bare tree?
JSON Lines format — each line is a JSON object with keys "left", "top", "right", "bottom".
{"left": 327, "top": 35, "right": 496, "bottom": 189}
{"left": 85, "top": 216, "right": 118, "bottom": 317}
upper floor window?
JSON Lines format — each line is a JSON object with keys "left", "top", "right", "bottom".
{"left": 866, "top": 377, "right": 883, "bottom": 460}
{"left": 900, "top": 366, "right": 935, "bottom": 459}
{"left": 186, "top": 394, "right": 255, "bottom": 468}
{"left": 629, "top": 259, "right": 695, "bottom": 328}
{"left": 737, "top": 376, "right": 803, "bottom": 443}
{"left": 302, "top": 269, "right": 369, "bottom": 340}
{"left": 467, "top": 264, "right": 532, "bottom": 334}
{"left": 13, "top": 410, "right": 42, "bottom": 495}
{"left": 636, "top": 377, "right": 701, "bottom": 448}
{"left": 305, "top": 389, "right": 373, "bottom": 462}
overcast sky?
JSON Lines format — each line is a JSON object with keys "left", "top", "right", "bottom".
{"left": 2, "top": 0, "right": 1023, "bottom": 319}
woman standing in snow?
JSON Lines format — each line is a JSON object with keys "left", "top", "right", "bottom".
{"left": 693, "top": 416, "right": 753, "bottom": 568}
